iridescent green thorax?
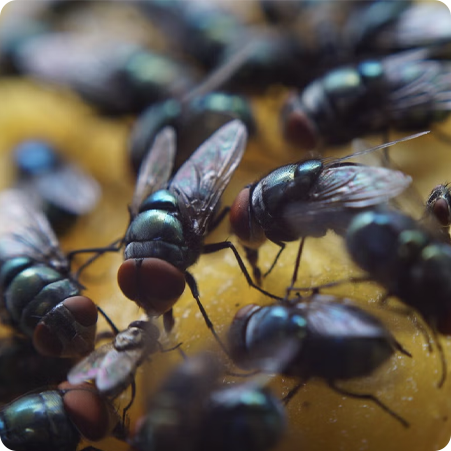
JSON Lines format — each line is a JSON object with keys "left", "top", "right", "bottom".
{"left": 125, "top": 190, "right": 199, "bottom": 270}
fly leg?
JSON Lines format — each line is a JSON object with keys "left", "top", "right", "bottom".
{"left": 282, "top": 380, "right": 305, "bottom": 406}
{"left": 285, "top": 238, "right": 305, "bottom": 300}
{"left": 243, "top": 245, "right": 262, "bottom": 286}
{"left": 431, "top": 326, "right": 447, "bottom": 388}
{"left": 121, "top": 380, "right": 136, "bottom": 425}
{"left": 328, "top": 380, "right": 409, "bottom": 428}
{"left": 163, "top": 309, "right": 176, "bottom": 333}
{"left": 378, "top": 296, "right": 434, "bottom": 353}
{"left": 263, "top": 241, "right": 286, "bottom": 279}
{"left": 69, "top": 237, "right": 124, "bottom": 280}
{"left": 291, "top": 276, "right": 372, "bottom": 294}
{"left": 203, "top": 241, "right": 283, "bottom": 301}
{"left": 97, "top": 306, "right": 120, "bottom": 336}
{"left": 184, "top": 270, "right": 231, "bottom": 357}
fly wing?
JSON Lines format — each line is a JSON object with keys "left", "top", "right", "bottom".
{"left": 31, "top": 164, "right": 101, "bottom": 215}
{"left": 67, "top": 343, "right": 113, "bottom": 385}
{"left": 372, "top": 3, "right": 451, "bottom": 52}
{"left": 283, "top": 164, "right": 412, "bottom": 234}
{"left": 95, "top": 347, "right": 142, "bottom": 396}
{"left": 130, "top": 127, "right": 176, "bottom": 218}
{"left": 298, "top": 299, "right": 386, "bottom": 340}
{"left": 169, "top": 119, "right": 247, "bottom": 236}
{"left": 0, "top": 189, "right": 67, "bottom": 267}
{"left": 385, "top": 57, "right": 451, "bottom": 114}
{"left": 14, "top": 33, "right": 140, "bottom": 113}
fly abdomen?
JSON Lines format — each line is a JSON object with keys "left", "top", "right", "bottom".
{"left": 302, "top": 334, "right": 395, "bottom": 380}
{"left": 3, "top": 265, "right": 78, "bottom": 334}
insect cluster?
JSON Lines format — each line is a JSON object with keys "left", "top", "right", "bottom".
{"left": 0, "top": 1, "right": 451, "bottom": 451}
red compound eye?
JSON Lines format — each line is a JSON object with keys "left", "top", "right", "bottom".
{"left": 59, "top": 381, "right": 119, "bottom": 442}
{"left": 117, "top": 258, "right": 186, "bottom": 315}
{"left": 281, "top": 93, "right": 318, "bottom": 150}
{"left": 432, "top": 198, "right": 450, "bottom": 226}
{"left": 230, "top": 187, "right": 266, "bottom": 249}
{"left": 33, "top": 296, "right": 97, "bottom": 358}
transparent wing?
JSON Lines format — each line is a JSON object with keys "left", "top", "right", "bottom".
{"left": 130, "top": 127, "right": 176, "bottom": 218}
{"left": 95, "top": 347, "right": 142, "bottom": 396}
{"left": 169, "top": 119, "right": 247, "bottom": 236}
{"left": 0, "top": 189, "right": 67, "bottom": 267}
{"left": 298, "top": 298, "right": 385, "bottom": 339}
{"left": 283, "top": 164, "right": 412, "bottom": 233}
{"left": 15, "top": 33, "right": 139, "bottom": 113}
{"left": 372, "top": 3, "right": 451, "bottom": 51}
{"left": 67, "top": 343, "right": 114, "bottom": 385}
{"left": 29, "top": 164, "right": 101, "bottom": 215}
{"left": 385, "top": 57, "right": 451, "bottom": 113}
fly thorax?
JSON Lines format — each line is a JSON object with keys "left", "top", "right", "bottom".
{"left": 0, "top": 257, "right": 34, "bottom": 291}
{"left": 138, "top": 189, "right": 178, "bottom": 214}
{"left": 252, "top": 165, "right": 298, "bottom": 224}
{"left": 125, "top": 191, "right": 194, "bottom": 270}
{"left": 245, "top": 305, "right": 307, "bottom": 370}
{"left": 115, "top": 326, "right": 144, "bottom": 350}
{"left": 397, "top": 230, "right": 429, "bottom": 263}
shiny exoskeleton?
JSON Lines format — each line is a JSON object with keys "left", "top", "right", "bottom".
{"left": 0, "top": 382, "right": 122, "bottom": 451}
{"left": 282, "top": 50, "right": 451, "bottom": 150}
{"left": 230, "top": 138, "right": 413, "bottom": 283}
{"left": 0, "top": 190, "right": 98, "bottom": 357}
{"left": 228, "top": 294, "right": 409, "bottom": 427}
{"left": 13, "top": 140, "right": 101, "bottom": 235}
{"left": 346, "top": 210, "right": 451, "bottom": 336}
{"left": 118, "top": 120, "right": 256, "bottom": 336}
{"left": 425, "top": 183, "right": 451, "bottom": 243}
{"left": 132, "top": 353, "right": 286, "bottom": 451}
{"left": 129, "top": 92, "right": 255, "bottom": 175}
{"left": 68, "top": 320, "right": 160, "bottom": 398}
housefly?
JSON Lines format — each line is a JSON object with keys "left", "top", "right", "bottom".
{"left": 282, "top": 50, "right": 451, "bottom": 150}
{"left": 425, "top": 183, "right": 451, "bottom": 243}
{"left": 0, "top": 381, "right": 125, "bottom": 451}
{"left": 346, "top": 209, "right": 451, "bottom": 385}
{"left": 129, "top": 92, "right": 255, "bottom": 176}
{"left": 118, "top": 120, "right": 275, "bottom": 351}
{"left": 229, "top": 134, "right": 418, "bottom": 284}
{"left": 13, "top": 31, "right": 196, "bottom": 115}
{"left": 0, "top": 189, "right": 98, "bottom": 358}
{"left": 228, "top": 294, "right": 410, "bottom": 427}
{"left": 12, "top": 140, "right": 101, "bottom": 235}
{"left": 132, "top": 352, "right": 286, "bottom": 451}
{"left": 68, "top": 320, "right": 160, "bottom": 399}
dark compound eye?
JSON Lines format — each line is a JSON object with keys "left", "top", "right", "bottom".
{"left": 117, "top": 258, "right": 186, "bottom": 315}
{"left": 59, "top": 382, "right": 119, "bottom": 442}
{"left": 432, "top": 198, "right": 451, "bottom": 226}
{"left": 281, "top": 103, "right": 318, "bottom": 150}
